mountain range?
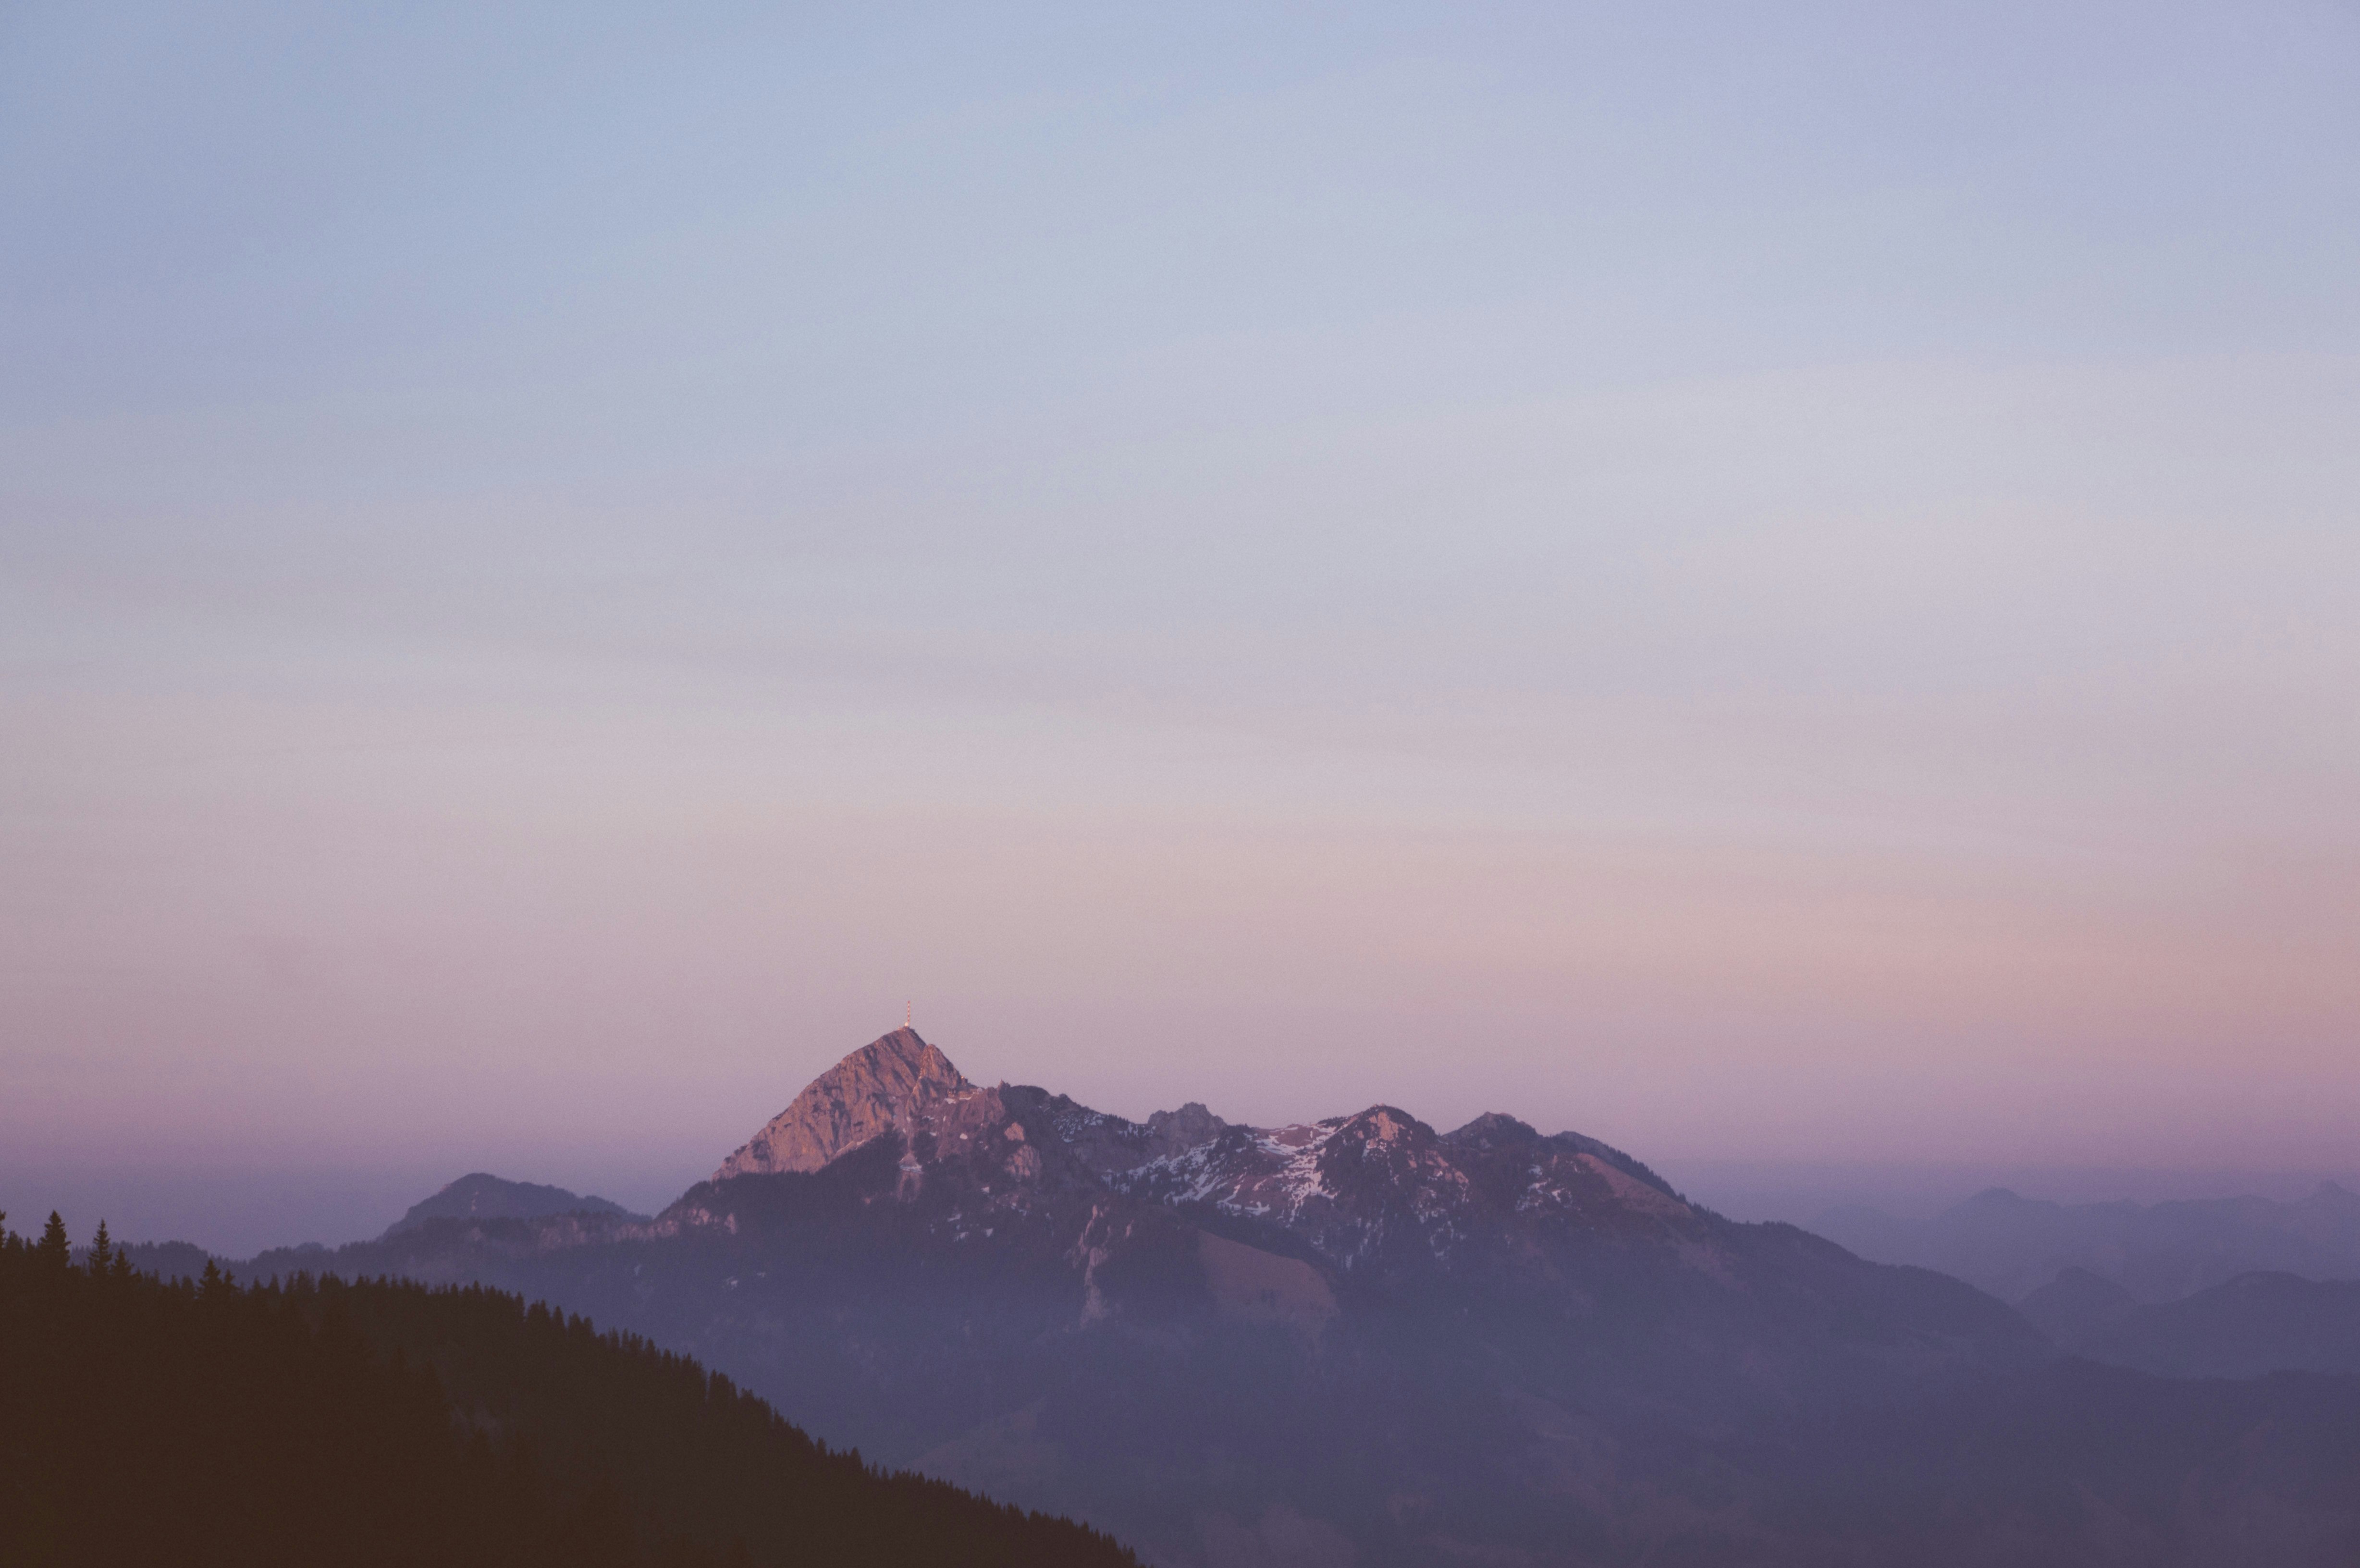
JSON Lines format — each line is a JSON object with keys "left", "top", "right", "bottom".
{"left": 1813, "top": 1182, "right": 2360, "bottom": 1303}
{"left": 2019, "top": 1265, "right": 2360, "bottom": 1379}
{"left": 149, "top": 1028, "right": 2360, "bottom": 1566}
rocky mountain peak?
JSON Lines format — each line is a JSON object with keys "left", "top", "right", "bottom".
{"left": 713, "top": 1027, "right": 974, "bottom": 1181}
{"left": 1316, "top": 1106, "right": 1453, "bottom": 1190}
{"left": 1444, "top": 1112, "right": 1541, "bottom": 1150}
{"left": 696, "top": 1029, "right": 1709, "bottom": 1294}
{"left": 1143, "top": 1101, "right": 1224, "bottom": 1151}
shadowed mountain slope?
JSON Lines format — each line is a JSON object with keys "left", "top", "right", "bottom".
{"left": 2057, "top": 1271, "right": 2360, "bottom": 1378}
{"left": 2016, "top": 1265, "right": 2138, "bottom": 1346}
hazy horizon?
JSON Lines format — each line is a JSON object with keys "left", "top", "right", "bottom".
{"left": 19, "top": 1143, "right": 2360, "bottom": 1260}
{"left": 7, "top": 3, "right": 2357, "bottom": 1233}
{"left": 11, "top": 1008, "right": 2359, "bottom": 1256}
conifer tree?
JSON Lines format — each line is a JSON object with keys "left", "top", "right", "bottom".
{"left": 86, "top": 1218, "right": 112, "bottom": 1275}
{"left": 36, "top": 1211, "right": 70, "bottom": 1271}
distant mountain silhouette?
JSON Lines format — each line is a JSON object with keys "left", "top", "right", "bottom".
{"left": 0, "top": 1208, "right": 1137, "bottom": 1568}
{"left": 383, "top": 1173, "right": 643, "bottom": 1238}
{"left": 2053, "top": 1271, "right": 2360, "bottom": 1378}
{"left": 166, "top": 1026, "right": 2360, "bottom": 1565}
{"left": 1814, "top": 1182, "right": 2360, "bottom": 1302}
{"left": 2016, "top": 1265, "right": 2137, "bottom": 1345}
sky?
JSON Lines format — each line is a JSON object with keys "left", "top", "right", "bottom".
{"left": 5, "top": 2, "right": 2358, "bottom": 1252}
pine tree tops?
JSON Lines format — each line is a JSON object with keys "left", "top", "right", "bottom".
{"left": 22, "top": 1213, "right": 133, "bottom": 1279}
{"left": 36, "top": 1211, "right": 70, "bottom": 1272}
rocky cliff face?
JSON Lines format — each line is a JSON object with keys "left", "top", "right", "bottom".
{"left": 712, "top": 1028, "right": 974, "bottom": 1180}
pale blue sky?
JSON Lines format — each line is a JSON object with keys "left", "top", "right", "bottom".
{"left": 5, "top": 2, "right": 2358, "bottom": 1248}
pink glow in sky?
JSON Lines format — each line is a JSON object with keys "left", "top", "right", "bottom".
{"left": 4, "top": 4, "right": 2358, "bottom": 1235}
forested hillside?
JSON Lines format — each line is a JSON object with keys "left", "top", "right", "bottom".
{"left": 0, "top": 1212, "right": 1138, "bottom": 1568}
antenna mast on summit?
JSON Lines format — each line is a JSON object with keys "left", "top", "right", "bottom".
{"left": 906, "top": 1000, "right": 912, "bottom": 1029}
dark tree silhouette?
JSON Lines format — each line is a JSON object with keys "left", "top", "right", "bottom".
{"left": 0, "top": 1221, "right": 1140, "bottom": 1568}
{"left": 84, "top": 1219, "right": 111, "bottom": 1276}
{"left": 35, "top": 1212, "right": 69, "bottom": 1272}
